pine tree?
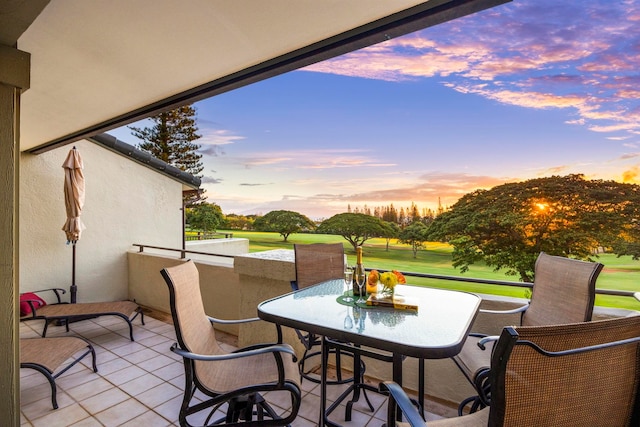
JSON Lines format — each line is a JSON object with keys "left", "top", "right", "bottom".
{"left": 130, "top": 105, "right": 204, "bottom": 177}
{"left": 130, "top": 105, "right": 204, "bottom": 205}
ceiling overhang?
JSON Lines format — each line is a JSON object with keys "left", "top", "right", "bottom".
{"left": 13, "top": 0, "right": 509, "bottom": 154}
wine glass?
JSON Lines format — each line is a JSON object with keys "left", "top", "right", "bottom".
{"left": 343, "top": 269, "right": 354, "bottom": 303}
{"left": 355, "top": 270, "right": 367, "bottom": 304}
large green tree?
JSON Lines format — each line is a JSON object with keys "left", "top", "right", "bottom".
{"left": 187, "top": 202, "right": 224, "bottom": 233}
{"left": 427, "top": 174, "right": 640, "bottom": 282}
{"left": 398, "top": 221, "right": 429, "bottom": 258}
{"left": 380, "top": 221, "right": 400, "bottom": 251}
{"left": 317, "top": 212, "right": 387, "bottom": 252}
{"left": 253, "top": 210, "right": 316, "bottom": 242}
{"left": 130, "top": 105, "right": 204, "bottom": 204}
{"left": 612, "top": 219, "right": 640, "bottom": 260}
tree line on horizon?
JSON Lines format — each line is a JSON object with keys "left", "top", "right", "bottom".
{"left": 186, "top": 174, "right": 640, "bottom": 283}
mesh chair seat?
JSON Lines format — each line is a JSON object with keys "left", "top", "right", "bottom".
{"left": 21, "top": 292, "right": 144, "bottom": 341}
{"left": 20, "top": 336, "right": 97, "bottom": 409}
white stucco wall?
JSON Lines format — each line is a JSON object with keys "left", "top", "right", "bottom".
{"left": 19, "top": 139, "right": 184, "bottom": 302}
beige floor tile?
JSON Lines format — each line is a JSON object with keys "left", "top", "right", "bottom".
{"left": 168, "top": 374, "right": 186, "bottom": 389}
{"left": 80, "top": 387, "right": 130, "bottom": 414}
{"left": 94, "top": 398, "right": 148, "bottom": 427}
{"left": 290, "top": 414, "right": 319, "bottom": 427}
{"left": 119, "top": 372, "right": 165, "bottom": 396}
{"left": 89, "top": 334, "right": 131, "bottom": 350}
{"left": 30, "top": 403, "right": 91, "bottom": 427}
{"left": 131, "top": 327, "right": 165, "bottom": 341}
{"left": 103, "top": 364, "right": 148, "bottom": 386}
{"left": 65, "top": 377, "right": 114, "bottom": 401}
{"left": 152, "top": 361, "right": 184, "bottom": 381}
{"left": 68, "top": 417, "right": 104, "bottom": 426}
{"left": 93, "top": 356, "right": 132, "bottom": 376}
{"left": 136, "top": 381, "right": 183, "bottom": 408}
{"left": 109, "top": 341, "right": 147, "bottom": 357}
{"left": 21, "top": 382, "right": 58, "bottom": 406}
{"left": 19, "top": 370, "right": 49, "bottom": 390}
{"left": 21, "top": 391, "right": 74, "bottom": 421}
{"left": 151, "top": 342, "right": 182, "bottom": 359}
{"left": 296, "top": 391, "right": 323, "bottom": 423}
{"left": 136, "top": 353, "right": 175, "bottom": 372}
{"left": 118, "top": 409, "right": 172, "bottom": 427}
{"left": 152, "top": 394, "right": 182, "bottom": 424}
{"left": 147, "top": 322, "right": 175, "bottom": 335}
{"left": 138, "top": 333, "right": 174, "bottom": 348}
{"left": 19, "top": 329, "right": 43, "bottom": 339}
{"left": 54, "top": 367, "right": 100, "bottom": 390}
{"left": 117, "top": 347, "right": 159, "bottom": 364}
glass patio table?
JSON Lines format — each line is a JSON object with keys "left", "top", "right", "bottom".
{"left": 257, "top": 279, "right": 481, "bottom": 426}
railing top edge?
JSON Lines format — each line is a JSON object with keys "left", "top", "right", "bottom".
{"left": 132, "top": 243, "right": 235, "bottom": 258}
{"left": 131, "top": 244, "right": 638, "bottom": 300}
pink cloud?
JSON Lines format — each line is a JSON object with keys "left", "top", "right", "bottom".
{"left": 301, "top": 0, "right": 640, "bottom": 140}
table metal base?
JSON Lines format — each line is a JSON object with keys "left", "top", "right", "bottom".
{"left": 320, "top": 338, "right": 397, "bottom": 426}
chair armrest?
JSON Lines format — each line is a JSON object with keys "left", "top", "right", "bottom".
{"left": 207, "top": 315, "right": 260, "bottom": 325}
{"left": 170, "top": 342, "right": 296, "bottom": 362}
{"left": 479, "top": 303, "right": 528, "bottom": 315}
{"left": 379, "top": 381, "right": 426, "bottom": 427}
{"left": 233, "top": 342, "right": 297, "bottom": 362}
{"left": 30, "top": 288, "right": 67, "bottom": 304}
{"left": 207, "top": 316, "right": 285, "bottom": 343}
{"left": 478, "top": 335, "right": 500, "bottom": 350}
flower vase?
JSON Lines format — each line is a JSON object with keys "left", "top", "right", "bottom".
{"left": 380, "top": 285, "right": 394, "bottom": 299}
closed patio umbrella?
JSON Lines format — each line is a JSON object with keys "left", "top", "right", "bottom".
{"left": 62, "top": 147, "right": 85, "bottom": 303}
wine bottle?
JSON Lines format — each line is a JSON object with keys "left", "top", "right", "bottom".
{"left": 353, "top": 246, "right": 365, "bottom": 296}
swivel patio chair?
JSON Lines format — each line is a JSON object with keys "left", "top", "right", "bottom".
{"left": 291, "top": 243, "right": 353, "bottom": 383}
{"left": 381, "top": 314, "right": 640, "bottom": 426}
{"left": 161, "top": 260, "right": 301, "bottom": 426}
{"left": 292, "top": 243, "right": 378, "bottom": 419}
{"left": 452, "top": 252, "right": 603, "bottom": 414}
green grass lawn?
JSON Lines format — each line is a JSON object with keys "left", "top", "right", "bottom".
{"left": 217, "top": 230, "right": 640, "bottom": 311}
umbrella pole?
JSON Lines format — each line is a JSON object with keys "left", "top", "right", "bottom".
{"left": 71, "top": 242, "right": 77, "bottom": 303}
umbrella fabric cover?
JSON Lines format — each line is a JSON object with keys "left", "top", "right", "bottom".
{"left": 62, "top": 148, "right": 85, "bottom": 243}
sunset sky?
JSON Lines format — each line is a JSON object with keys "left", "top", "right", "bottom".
{"left": 111, "top": 0, "right": 640, "bottom": 220}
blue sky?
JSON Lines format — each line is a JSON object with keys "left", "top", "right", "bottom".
{"left": 111, "top": 0, "right": 640, "bottom": 220}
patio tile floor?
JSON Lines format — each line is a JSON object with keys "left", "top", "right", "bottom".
{"left": 20, "top": 312, "right": 453, "bottom": 426}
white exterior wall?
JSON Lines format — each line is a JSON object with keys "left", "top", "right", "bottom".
{"left": 19, "top": 139, "right": 184, "bottom": 302}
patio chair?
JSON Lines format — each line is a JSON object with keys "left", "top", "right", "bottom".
{"left": 292, "top": 243, "right": 388, "bottom": 420}
{"left": 452, "top": 251, "right": 603, "bottom": 414}
{"left": 20, "top": 288, "right": 144, "bottom": 341}
{"left": 20, "top": 336, "right": 97, "bottom": 409}
{"left": 381, "top": 314, "right": 640, "bottom": 426}
{"left": 291, "top": 243, "right": 355, "bottom": 384}
{"left": 161, "top": 260, "right": 301, "bottom": 426}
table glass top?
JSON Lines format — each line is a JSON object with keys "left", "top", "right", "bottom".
{"left": 258, "top": 280, "right": 481, "bottom": 358}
